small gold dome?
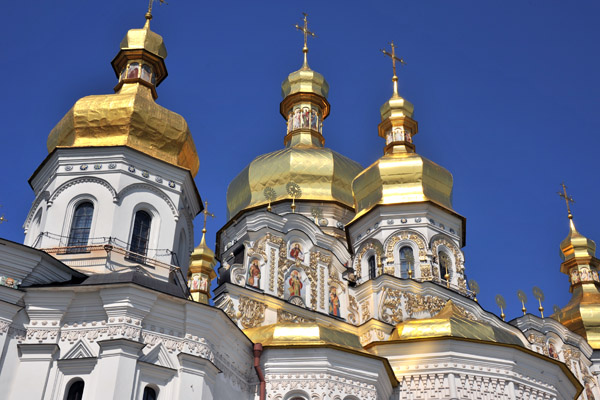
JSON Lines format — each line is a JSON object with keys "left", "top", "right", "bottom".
{"left": 226, "top": 145, "right": 362, "bottom": 220}
{"left": 47, "top": 84, "right": 199, "bottom": 176}
{"left": 119, "top": 20, "right": 167, "bottom": 59}
{"left": 243, "top": 322, "right": 363, "bottom": 350}
{"left": 352, "top": 151, "right": 454, "bottom": 220}
{"left": 390, "top": 300, "right": 524, "bottom": 346}
{"left": 281, "top": 64, "right": 329, "bottom": 99}
{"left": 560, "top": 218, "right": 596, "bottom": 261}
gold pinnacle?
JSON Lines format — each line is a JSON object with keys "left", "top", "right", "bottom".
{"left": 295, "top": 12, "right": 316, "bottom": 67}
{"left": 0, "top": 215, "right": 5, "bottom": 224}
{"left": 146, "top": 0, "right": 167, "bottom": 21}
{"left": 408, "top": 267, "right": 412, "bottom": 279}
{"left": 381, "top": 41, "right": 406, "bottom": 97}
{"left": 202, "top": 200, "right": 215, "bottom": 235}
{"left": 558, "top": 182, "right": 575, "bottom": 219}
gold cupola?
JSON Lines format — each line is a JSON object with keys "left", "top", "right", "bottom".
{"left": 554, "top": 188, "right": 600, "bottom": 348}
{"left": 46, "top": 9, "right": 199, "bottom": 176}
{"left": 225, "top": 15, "right": 362, "bottom": 220}
{"left": 187, "top": 203, "right": 217, "bottom": 304}
{"left": 351, "top": 43, "right": 458, "bottom": 223}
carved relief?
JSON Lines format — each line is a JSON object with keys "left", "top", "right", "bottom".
{"left": 385, "top": 230, "right": 427, "bottom": 263}
{"left": 238, "top": 296, "right": 267, "bottom": 329}
{"left": 269, "top": 248, "right": 276, "bottom": 292}
{"left": 431, "top": 235, "right": 465, "bottom": 273}
{"left": 355, "top": 241, "right": 383, "bottom": 280}
{"left": 361, "top": 300, "right": 371, "bottom": 323}
{"left": 265, "top": 373, "right": 377, "bottom": 400}
{"left": 347, "top": 295, "right": 359, "bottom": 325}
{"left": 277, "top": 309, "right": 314, "bottom": 323}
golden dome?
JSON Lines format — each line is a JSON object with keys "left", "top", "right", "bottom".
{"left": 46, "top": 15, "right": 199, "bottom": 176}
{"left": 560, "top": 218, "right": 596, "bottom": 261}
{"left": 226, "top": 144, "right": 362, "bottom": 220}
{"left": 390, "top": 300, "right": 524, "bottom": 346}
{"left": 243, "top": 322, "right": 363, "bottom": 350}
{"left": 47, "top": 84, "right": 199, "bottom": 176}
{"left": 352, "top": 151, "right": 454, "bottom": 220}
{"left": 226, "top": 50, "right": 361, "bottom": 219}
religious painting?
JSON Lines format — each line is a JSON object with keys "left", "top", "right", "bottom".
{"left": 571, "top": 269, "right": 580, "bottom": 284}
{"left": 310, "top": 109, "right": 318, "bottom": 130}
{"left": 141, "top": 64, "right": 152, "bottom": 82}
{"left": 127, "top": 62, "right": 140, "bottom": 79}
{"left": 120, "top": 68, "right": 126, "bottom": 81}
{"left": 188, "top": 273, "right": 200, "bottom": 291}
{"left": 247, "top": 259, "right": 261, "bottom": 289}
{"left": 285, "top": 269, "right": 305, "bottom": 302}
{"left": 329, "top": 286, "right": 340, "bottom": 317}
{"left": 293, "top": 109, "right": 301, "bottom": 129}
{"left": 593, "top": 270, "right": 599, "bottom": 282}
{"left": 581, "top": 268, "right": 591, "bottom": 281}
{"left": 289, "top": 243, "right": 304, "bottom": 261}
{"left": 302, "top": 108, "right": 310, "bottom": 128}
{"left": 548, "top": 343, "right": 558, "bottom": 359}
{"left": 287, "top": 112, "right": 293, "bottom": 132}
{"left": 199, "top": 274, "right": 208, "bottom": 292}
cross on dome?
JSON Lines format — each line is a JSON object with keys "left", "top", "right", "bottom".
{"left": 295, "top": 13, "right": 316, "bottom": 67}
{"left": 381, "top": 41, "right": 406, "bottom": 97}
{"left": 558, "top": 182, "right": 575, "bottom": 219}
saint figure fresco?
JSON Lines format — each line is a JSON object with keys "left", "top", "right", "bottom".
{"left": 288, "top": 270, "right": 303, "bottom": 297}
{"left": 247, "top": 259, "right": 261, "bottom": 288}
{"left": 329, "top": 286, "right": 340, "bottom": 317}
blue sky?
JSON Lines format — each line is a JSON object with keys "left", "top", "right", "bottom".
{"left": 1, "top": 0, "right": 599, "bottom": 321}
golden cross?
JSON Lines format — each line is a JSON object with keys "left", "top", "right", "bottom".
{"left": 295, "top": 13, "right": 316, "bottom": 66}
{"left": 558, "top": 182, "right": 575, "bottom": 219}
{"left": 202, "top": 200, "right": 215, "bottom": 234}
{"left": 0, "top": 215, "right": 5, "bottom": 224}
{"left": 146, "top": 0, "right": 168, "bottom": 20}
{"left": 381, "top": 41, "right": 406, "bottom": 96}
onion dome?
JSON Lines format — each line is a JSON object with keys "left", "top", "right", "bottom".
{"left": 351, "top": 54, "right": 458, "bottom": 223}
{"left": 554, "top": 209, "right": 600, "bottom": 349}
{"left": 46, "top": 12, "right": 199, "bottom": 176}
{"left": 187, "top": 203, "right": 217, "bottom": 304}
{"left": 243, "top": 322, "right": 363, "bottom": 350}
{"left": 389, "top": 300, "right": 523, "bottom": 346}
{"left": 226, "top": 22, "right": 361, "bottom": 220}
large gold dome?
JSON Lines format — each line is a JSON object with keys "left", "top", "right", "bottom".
{"left": 352, "top": 151, "right": 454, "bottom": 220}
{"left": 227, "top": 141, "right": 362, "bottom": 220}
{"left": 46, "top": 17, "right": 199, "bottom": 176}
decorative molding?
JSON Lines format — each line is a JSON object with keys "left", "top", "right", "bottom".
{"left": 48, "top": 177, "right": 117, "bottom": 206}
{"left": 355, "top": 241, "right": 383, "bottom": 281}
{"left": 265, "top": 373, "right": 377, "bottom": 400}
{"left": 277, "top": 309, "right": 314, "bottom": 323}
{"left": 23, "top": 190, "right": 49, "bottom": 232}
{"left": 385, "top": 229, "right": 427, "bottom": 264}
{"left": 238, "top": 296, "right": 267, "bottom": 329}
{"left": 117, "top": 183, "right": 179, "bottom": 219}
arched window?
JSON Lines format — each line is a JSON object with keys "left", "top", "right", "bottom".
{"left": 129, "top": 210, "right": 152, "bottom": 263}
{"left": 439, "top": 251, "right": 451, "bottom": 282}
{"left": 368, "top": 255, "right": 377, "bottom": 280}
{"left": 65, "top": 379, "right": 84, "bottom": 400}
{"left": 143, "top": 386, "right": 157, "bottom": 400}
{"left": 67, "top": 202, "right": 94, "bottom": 253}
{"left": 399, "top": 246, "right": 414, "bottom": 279}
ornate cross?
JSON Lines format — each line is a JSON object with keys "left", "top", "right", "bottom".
{"left": 295, "top": 13, "right": 316, "bottom": 65}
{"left": 558, "top": 182, "right": 575, "bottom": 218}
{"left": 146, "top": 0, "right": 167, "bottom": 20}
{"left": 0, "top": 205, "right": 5, "bottom": 224}
{"left": 381, "top": 41, "right": 406, "bottom": 96}
{"left": 202, "top": 201, "right": 215, "bottom": 234}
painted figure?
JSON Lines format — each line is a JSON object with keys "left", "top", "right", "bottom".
{"left": 310, "top": 110, "right": 318, "bottom": 130}
{"left": 548, "top": 343, "right": 558, "bottom": 359}
{"left": 329, "top": 286, "right": 340, "bottom": 317}
{"left": 290, "top": 243, "right": 304, "bottom": 261}
{"left": 287, "top": 112, "right": 293, "bottom": 132}
{"left": 199, "top": 275, "right": 208, "bottom": 292}
{"left": 190, "top": 274, "right": 200, "bottom": 291}
{"left": 302, "top": 108, "right": 309, "bottom": 127}
{"left": 141, "top": 64, "right": 152, "bottom": 82}
{"left": 293, "top": 109, "right": 301, "bottom": 129}
{"left": 594, "top": 270, "right": 599, "bottom": 282}
{"left": 247, "top": 259, "right": 261, "bottom": 288}
{"left": 571, "top": 269, "right": 580, "bottom": 284}
{"left": 288, "top": 270, "right": 303, "bottom": 297}
{"left": 581, "top": 268, "right": 591, "bottom": 281}
{"left": 127, "top": 62, "right": 140, "bottom": 79}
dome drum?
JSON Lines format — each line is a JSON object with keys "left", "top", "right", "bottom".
{"left": 378, "top": 116, "right": 418, "bottom": 154}
{"left": 112, "top": 50, "right": 168, "bottom": 99}
{"left": 280, "top": 92, "right": 330, "bottom": 120}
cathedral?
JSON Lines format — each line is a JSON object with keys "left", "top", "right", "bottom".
{"left": 1, "top": 5, "right": 599, "bottom": 400}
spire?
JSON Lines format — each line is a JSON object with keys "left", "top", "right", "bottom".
{"left": 280, "top": 13, "right": 329, "bottom": 148}
{"left": 554, "top": 184, "right": 600, "bottom": 349}
{"left": 295, "top": 13, "right": 316, "bottom": 69}
{"left": 187, "top": 201, "right": 217, "bottom": 304}
{"left": 378, "top": 42, "right": 417, "bottom": 155}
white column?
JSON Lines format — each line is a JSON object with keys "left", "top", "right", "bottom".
{"left": 9, "top": 344, "right": 58, "bottom": 400}
{"left": 92, "top": 339, "right": 145, "bottom": 400}
{"left": 176, "top": 353, "right": 220, "bottom": 399}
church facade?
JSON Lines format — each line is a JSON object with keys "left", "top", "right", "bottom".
{"left": 0, "top": 8, "right": 599, "bottom": 400}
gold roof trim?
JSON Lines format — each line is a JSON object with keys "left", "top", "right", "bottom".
{"left": 389, "top": 300, "right": 523, "bottom": 346}
{"left": 119, "top": 19, "right": 167, "bottom": 59}
{"left": 47, "top": 83, "right": 199, "bottom": 176}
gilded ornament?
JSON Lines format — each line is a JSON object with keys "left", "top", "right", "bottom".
{"left": 355, "top": 241, "right": 383, "bottom": 281}
{"left": 276, "top": 309, "right": 313, "bottom": 323}
{"left": 238, "top": 296, "right": 267, "bottom": 329}
{"left": 347, "top": 295, "right": 359, "bottom": 325}
{"left": 361, "top": 300, "right": 371, "bottom": 323}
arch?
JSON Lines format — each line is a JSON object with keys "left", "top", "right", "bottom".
{"left": 142, "top": 385, "right": 159, "bottom": 400}
{"left": 430, "top": 234, "right": 464, "bottom": 272}
{"left": 384, "top": 229, "right": 427, "bottom": 263}
{"left": 28, "top": 207, "right": 44, "bottom": 246}
{"left": 49, "top": 177, "right": 117, "bottom": 206}
{"left": 117, "top": 183, "right": 178, "bottom": 219}
{"left": 284, "top": 390, "right": 310, "bottom": 400}
{"left": 439, "top": 250, "right": 452, "bottom": 281}
{"left": 355, "top": 239, "right": 383, "bottom": 282}
{"left": 64, "top": 378, "right": 84, "bottom": 400}
{"left": 66, "top": 201, "right": 94, "bottom": 253}
{"left": 24, "top": 190, "right": 49, "bottom": 233}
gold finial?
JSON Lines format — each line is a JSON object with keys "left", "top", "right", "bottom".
{"left": 469, "top": 279, "right": 481, "bottom": 303}
{"left": 286, "top": 182, "right": 302, "bottom": 213}
{"left": 295, "top": 12, "right": 316, "bottom": 68}
{"left": 145, "top": 0, "right": 167, "bottom": 24}
{"left": 381, "top": 41, "right": 406, "bottom": 97}
{"left": 202, "top": 200, "right": 215, "bottom": 235}
{"left": 264, "top": 187, "right": 277, "bottom": 212}
{"left": 495, "top": 294, "right": 506, "bottom": 321}
{"left": 0, "top": 204, "right": 5, "bottom": 225}
{"left": 532, "top": 286, "right": 545, "bottom": 318}
{"left": 558, "top": 182, "right": 575, "bottom": 219}
{"left": 517, "top": 289, "right": 528, "bottom": 316}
